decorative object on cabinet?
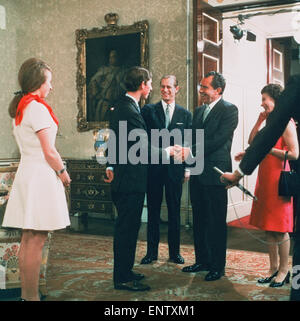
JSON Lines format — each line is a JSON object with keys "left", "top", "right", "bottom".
{"left": 75, "top": 14, "right": 149, "bottom": 131}
{"left": 66, "top": 159, "right": 115, "bottom": 229}
{"left": 0, "top": 162, "right": 50, "bottom": 296}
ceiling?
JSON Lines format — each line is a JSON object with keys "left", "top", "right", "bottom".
{"left": 222, "top": 3, "right": 300, "bottom": 37}
{"left": 208, "top": 0, "right": 275, "bottom": 5}
{"left": 207, "top": 0, "right": 298, "bottom": 7}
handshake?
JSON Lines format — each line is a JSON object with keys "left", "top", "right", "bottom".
{"left": 169, "top": 145, "right": 191, "bottom": 162}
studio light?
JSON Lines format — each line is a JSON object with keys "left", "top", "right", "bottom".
{"left": 230, "top": 25, "right": 244, "bottom": 40}
{"left": 230, "top": 25, "right": 256, "bottom": 42}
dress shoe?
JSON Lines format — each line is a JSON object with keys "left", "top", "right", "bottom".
{"left": 114, "top": 280, "right": 151, "bottom": 291}
{"left": 269, "top": 271, "right": 290, "bottom": 288}
{"left": 169, "top": 254, "right": 185, "bottom": 264}
{"left": 204, "top": 270, "right": 225, "bottom": 281}
{"left": 130, "top": 271, "right": 145, "bottom": 281}
{"left": 140, "top": 255, "right": 157, "bottom": 264}
{"left": 257, "top": 271, "right": 278, "bottom": 284}
{"left": 182, "top": 263, "right": 209, "bottom": 273}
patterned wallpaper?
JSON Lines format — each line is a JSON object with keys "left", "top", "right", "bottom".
{"left": 0, "top": 0, "right": 193, "bottom": 159}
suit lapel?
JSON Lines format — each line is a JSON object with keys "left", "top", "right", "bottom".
{"left": 169, "top": 105, "right": 181, "bottom": 129}
{"left": 155, "top": 102, "right": 166, "bottom": 128}
{"left": 203, "top": 99, "right": 223, "bottom": 125}
{"left": 194, "top": 105, "right": 206, "bottom": 127}
{"left": 125, "top": 96, "right": 146, "bottom": 128}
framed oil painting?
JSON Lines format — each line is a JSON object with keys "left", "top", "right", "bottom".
{"left": 76, "top": 15, "right": 149, "bottom": 131}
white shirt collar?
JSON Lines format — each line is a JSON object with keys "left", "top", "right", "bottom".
{"left": 208, "top": 96, "right": 222, "bottom": 110}
{"left": 161, "top": 100, "right": 175, "bottom": 110}
{"left": 161, "top": 100, "right": 175, "bottom": 120}
{"left": 126, "top": 93, "right": 140, "bottom": 107}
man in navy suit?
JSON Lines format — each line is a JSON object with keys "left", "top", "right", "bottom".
{"left": 182, "top": 71, "right": 238, "bottom": 281}
{"left": 105, "top": 67, "right": 179, "bottom": 292}
{"left": 140, "top": 75, "right": 192, "bottom": 265}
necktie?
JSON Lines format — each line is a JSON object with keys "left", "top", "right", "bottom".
{"left": 165, "top": 104, "right": 171, "bottom": 128}
{"left": 202, "top": 104, "right": 210, "bottom": 122}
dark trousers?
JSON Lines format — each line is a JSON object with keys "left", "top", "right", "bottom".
{"left": 146, "top": 173, "right": 183, "bottom": 258}
{"left": 112, "top": 191, "right": 145, "bottom": 284}
{"left": 190, "top": 179, "right": 228, "bottom": 271}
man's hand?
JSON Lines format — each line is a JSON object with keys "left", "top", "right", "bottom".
{"left": 104, "top": 169, "right": 114, "bottom": 183}
{"left": 221, "top": 171, "right": 242, "bottom": 189}
{"left": 173, "top": 145, "right": 191, "bottom": 162}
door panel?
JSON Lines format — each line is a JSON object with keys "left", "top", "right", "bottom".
{"left": 267, "top": 38, "right": 285, "bottom": 86}
{"left": 194, "top": 0, "right": 222, "bottom": 109}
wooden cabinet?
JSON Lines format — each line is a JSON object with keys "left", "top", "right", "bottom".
{"left": 66, "top": 159, "right": 114, "bottom": 220}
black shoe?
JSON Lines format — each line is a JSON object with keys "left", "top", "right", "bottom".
{"left": 140, "top": 255, "right": 157, "bottom": 264}
{"left": 169, "top": 254, "right": 185, "bottom": 264}
{"left": 269, "top": 271, "right": 290, "bottom": 288}
{"left": 182, "top": 263, "right": 209, "bottom": 273}
{"left": 205, "top": 270, "right": 225, "bottom": 281}
{"left": 257, "top": 271, "right": 278, "bottom": 284}
{"left": 114, "top": 280, "right": 151, "bottom": 292}
{"left": 130, "top": 271, "right": 145, "bottom": 281}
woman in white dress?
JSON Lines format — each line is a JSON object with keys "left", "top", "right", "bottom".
{"left": 2, "top": 58, "right": 71, "bottom": 301}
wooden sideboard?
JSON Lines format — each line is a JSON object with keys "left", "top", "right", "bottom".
{"left": 66, "top": 159, "right": 114, "bottom": 220}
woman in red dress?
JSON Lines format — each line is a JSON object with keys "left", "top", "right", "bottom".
{"left": 237, "top": 84, "right": 299, "bottom": 287}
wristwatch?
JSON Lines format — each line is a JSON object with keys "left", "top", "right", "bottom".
{"left": 56, "top": 167, "right": 66, "bottom": 175}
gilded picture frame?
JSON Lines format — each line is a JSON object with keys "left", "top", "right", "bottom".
{"left": 75, "top": 17, "right": 149, "bottom": 132}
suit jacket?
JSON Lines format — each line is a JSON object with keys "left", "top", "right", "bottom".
{"left": 240, "top": 74, "right": 300, "bottom": 175}
{"left": 108, "top": 95, "right": 148, "bottom": 193}
{"left": 141, "top": 101, "right": 192, "bottom": 182}
{"left": 192, "top": 98, "right": 238, "bottom": 185}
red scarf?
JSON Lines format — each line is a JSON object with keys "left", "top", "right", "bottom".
{"left": 15, "top": 93, "right": 59, "bottom": 126}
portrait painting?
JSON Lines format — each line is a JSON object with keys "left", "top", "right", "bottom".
{"left": 76, "top": 18, "right": 149, "bottom": 131}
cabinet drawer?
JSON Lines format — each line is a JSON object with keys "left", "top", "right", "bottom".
{"left": 71, "top": 184, "right": 111, "bottom": 201}
{"left": 67, "top": 161, "right": 105, "bottom": 171}
{"left": 71, "top": 200, "right": 113, "bottom": 213}
{"left": 70, "top": 171, "right": 107, "bottom": 184}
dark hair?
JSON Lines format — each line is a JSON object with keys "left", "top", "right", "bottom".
{"left": 204, "top": 71, "right": 226, "bottom": 94}
{"left": 123, "top": 66, "right": 152, "bottom": 92}
{"left": 261, "top": 83, "right": 283, "bottom": 101}
{"left": 8, "top": 58, "right": 51, "bottom": 118}
{"left": 160, "top": 75, "right": 178, "bottom": 87}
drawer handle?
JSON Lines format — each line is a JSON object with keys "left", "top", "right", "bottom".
{"left": 87, "top": 174, "right": 95, "bottom": 181}
{"left": 88, "top": 203, "right": 95, "bottom": 209}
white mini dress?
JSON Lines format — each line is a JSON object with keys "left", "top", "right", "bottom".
{"left": 2, "top": 101, "right": 70, "bottom": 231}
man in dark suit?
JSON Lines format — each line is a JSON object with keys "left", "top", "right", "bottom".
{"left": 104, "top": 66, "right": 176, "bottom": 292}
{"left": 140, "top": 75, "right": 192, "bottom": 265}
{"left": 182, "top": 71, "right": 238, "bottom": 281}
{"left": 221, "top": 74, "right": 300, "bottom": 300}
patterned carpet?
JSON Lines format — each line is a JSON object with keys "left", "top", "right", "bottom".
{"left": 44, "top": 231, "right": 292, "bottom": 301}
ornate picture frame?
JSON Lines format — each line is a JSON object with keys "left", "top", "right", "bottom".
{"left": 75, "top": 14, "right": 149, "bottom": 132}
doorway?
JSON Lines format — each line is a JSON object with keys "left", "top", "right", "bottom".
{"left": 194, "top": 0, "right": 300, "bottom": 221}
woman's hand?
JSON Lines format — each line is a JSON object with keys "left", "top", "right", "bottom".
{"left": 258, "top": 111, "right": 268, "bottom": 123}
{"left": 59, "top": 171, "right": 71, "bottom": 187}
{"left": 234, "top": 151, "right": 246, "bottom": 162}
